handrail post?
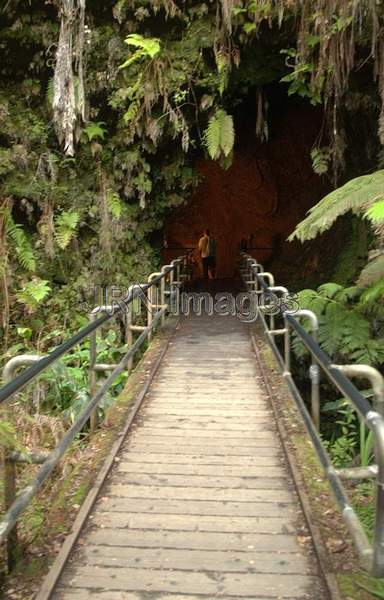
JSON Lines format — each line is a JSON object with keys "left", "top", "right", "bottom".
{"left": 89, "top": 306, "right": 113, "bottom": 431}
{"left": 2, "top": 355, "right": 42, "bottom": 571}
{"left": 147, "top": 273, "right": 162, "bottom": 341}
{"left": 366, "top": 412, "right": 384, "bottom": 576}
{"left": 258, "top": 272, "right": 275, "bottom": 330}
{"left": 283, "top": 314, "right": 291, "bottom": 376}
{"left": 294, "top": 309, "right": 320, "bottom": 430}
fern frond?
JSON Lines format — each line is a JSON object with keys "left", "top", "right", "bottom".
{"left": 46, "top": 77, "right": 54, "bottom": 109}
{"left": 3, "top": 209, "right": 36, "bottom": 271}
{"left": 310, "top": 146, "right": 331, "bottom": 175}
{"left": 17, "top": 278, "right": 51, "bottom": 309}
{"left": 204, "top": 109, "right": 235, "bottom": 160}
{"left": 106, "top": 190, "right": 123, "bottom": 219}
{"left": 123, "top": 101, "right": 139, "bottom": 124}
{"left": 364, "top": 198, "right": 384, "bottom": 223}
{"left": 83, "top": 122, "right": 107, "bottom": 142}
{"left": 119, "top": 34, "right": 161, "bottom": 69}
{"left": 358, "top": 252, "right": 384, "bottom": 287}
{"left": 317, "top": 282, "right": 344, "bottom": 299}
{"left": 54, "top": 210, "right": 80, "bottom": 249}
{"left": 289, "top": 170, "right": 384, "bottom": 242}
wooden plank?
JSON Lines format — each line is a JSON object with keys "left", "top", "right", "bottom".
{"left": 116, "top": 462, "right": 286, "bottom": 477}
{"left": 61, "top": 565, "right": 319, "bottom": 597}
{"left": 130, "top": 428, "right": 276, "bottom": 438}
{"left": 95, "top": 497, "right": 295, "bottom": 517}
{"left": 91, "top": 512, "right": 297, "bottom": 534}
{"left": 123, "top": 445, "right": 282, "bottom": 456}
{"left": 117, "top": 452, "right": 283, "bottom": 465}
{"left": 55, "top": 589, "right": 288, "bottom": 600}
{"left": 112, "top": 472, "right": 289, "bottom": 490}
{"left": 73, "top": 545, "right": 311, "bottom": 574}
{"left": 86, "top": 529, "right": 302, "bottom": 552}
{"left": 105, "top": 484, "right": 295, "bottom": 503}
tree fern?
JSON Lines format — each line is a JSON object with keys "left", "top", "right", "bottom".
{"left": 289, "top": 170, "right": 384, "bottom": 242}
{"left": 54, "top": 210, "right": 80, "bottom": 249}
{"left": 204, "top": 109, "right": 235, "bottom": 161}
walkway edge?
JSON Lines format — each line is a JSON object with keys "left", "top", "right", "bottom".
{"left": 251, "top": 331, "right": 342, "bottom": 600}
{"left": 35, "top": 321, "right": 179, "bottom": 600}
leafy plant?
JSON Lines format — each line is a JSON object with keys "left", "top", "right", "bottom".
{"left": 54, "top": 210, "right": 80, "bottom": 249}
{"left": 294, "top": 283, "right": 384, "bottom": 366}
{"left": 2, "top": 208, "right": 36, "bottom": 271}
{"left": 204, "top": 109, "right": 235, "bottom": 161}
{"left": 119, "top": 34, "right": 161, "bottom": 69}
{"left": 106, "top": 190, "right": 123, "bottom": 219}
{"left": 289, "top": 170, "right": 384, "bottom": 242}
{"left": 310, "top": 146, "right": 331, "bottom": 175}
{"left": 17, "top": 278, "right": 51, "bottom": 309}
{"left": 83, "top": 122, "right": 107, "bottom": 142}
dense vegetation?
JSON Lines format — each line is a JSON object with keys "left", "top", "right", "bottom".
{"left": 1, "top": 2, "right": 384, "bottom": 585}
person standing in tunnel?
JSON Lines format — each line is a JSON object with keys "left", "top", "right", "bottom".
{"left": 198, "top": 228, "right": 210, "bottom": 279}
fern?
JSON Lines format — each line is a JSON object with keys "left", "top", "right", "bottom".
{"left": 123, "top": 101, "right": 139, "bottom": 124}
{"left": 46, "top": 77, "right": 54, "bottom": 108}
{"left": 54, "top": 210, "right": 80, "bottom": 249}
{"left": 215, "top": 50, "right": 229, "bottom": 96}
{"left": 204, "top": 109, "right": 235, "bottom": 160}
{"left": 83, "top": 122, "right": 107, "bottom": 142}
{"left": 3, "top": 209, "right": 36, "bottom": 271}
{"left": 17, "top": 278, "right": 51, "bottom": 309}
{"left": 119, "top": 34, "right": 161, "bottom": 69}
{"left": 295, "top": 283, "right": 384, "bottom": 367}
{"left": 364, "top": 198, "right": 384, "bottom": 223}
{"left": 358, "top": 252, "right": 384, "bottom": 286}
{"left": 289, "top": 170, "right": 384, "bottom": 242}
{"left": 310, "top": 146, "right": 331, "bottom": 175}
{"left": 106, "top": 190, "right": 123, "bottom": 219}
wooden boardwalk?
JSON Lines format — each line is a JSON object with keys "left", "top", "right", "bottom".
{"left": 51, "top": 315, "right": 326, "bottom": 599}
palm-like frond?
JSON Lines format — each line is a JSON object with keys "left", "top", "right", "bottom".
{"left": 204, "top": 109, "right": 235, "bottom": 161}
{"left": 289, "top": 170, "right": 384, "bottom": 242}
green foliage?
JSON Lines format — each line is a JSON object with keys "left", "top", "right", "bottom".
{"left": 310, "top": 146, "right": 331, "bottom": 175}
{"left": 83, "top": 122, "right": 107, "bottom": 142}
{"left": 17, "top": 278, "right": 51, "bottom": 309}
{"left": 119, "top": 34, "right": 161, "bottom": 69}
{"left": 0, "top": 419, "right": 27, "bottom": 454}
{"left": 289, "top": 170, "right": 384, "bottom": 242}
{"left": 106, "top": 190, "right": 123, "bottom": 219}
{"left": 3, "top": 208, "right": 36, "bottom": 271}
{"left": 365, "top": 198, "right": 384, "bottom": 223}
{"left": 204, "top": 109, "right": 235, "bottom": 161}
{"left": 54, "top": 210, "right": 80, "bottom": 249}
{"left": 294, "top": 282, "right": 384, "bottom": 366}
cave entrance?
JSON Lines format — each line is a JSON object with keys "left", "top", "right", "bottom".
{"left": 163, "top": 87, "right": 329, "bottom": 283}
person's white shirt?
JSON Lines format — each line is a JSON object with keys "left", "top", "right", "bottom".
{"left": 198, "top": 234, "right": 210, "bottom": 258}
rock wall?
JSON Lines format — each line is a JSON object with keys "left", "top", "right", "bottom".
{"left": 164, "top": 101, "right": 330, "bottom": 279}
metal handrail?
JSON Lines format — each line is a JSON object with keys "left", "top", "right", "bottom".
{"left": 0, "top": 256, "right": 187, "bottom": 570}
{"left": 240, "top": 252, "right": 384, "bottom": 577}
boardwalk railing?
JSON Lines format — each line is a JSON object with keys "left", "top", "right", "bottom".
{"left": 240, "top": 252, "right": 384, "bottom": 577}
{"left": 0, "top": 257, "right": 187, "bottom": 571}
